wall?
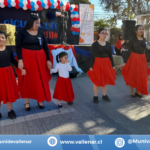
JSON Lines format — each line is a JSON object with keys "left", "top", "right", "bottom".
{"left": 137, "top": 15, "right": 150, "bottom": 42}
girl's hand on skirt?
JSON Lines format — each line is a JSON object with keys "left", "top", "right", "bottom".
{"left": 119, "top": 63, "right": 126, "bottom": 68}
{"left": 89, "top": 68, "right": 93, "bottom": 71}
{"left": 113, "top": 67, "right": 116, "bottom": 70}
{"left": 18, "top": 59, "right": 24, "bottom": 70}
{"left": 47, "top": 61, "right": 52, "bottom": 70}
{"left": 22, "top": 69, "right": 26, "bottom": 75}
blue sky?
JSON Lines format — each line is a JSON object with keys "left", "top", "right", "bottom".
{"left": 63, "top": 0, "right": 122, "bottom": 27}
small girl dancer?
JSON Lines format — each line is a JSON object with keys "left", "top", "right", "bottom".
{"left": 0, "top": 31, "right": 26, "bottom": 119}
{"left": 51, "top": 52, "right": 75, "bottom": 108}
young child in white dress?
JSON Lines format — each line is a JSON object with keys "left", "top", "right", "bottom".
{"left": 51, "top": 52, "right": 75, "bottom": 108}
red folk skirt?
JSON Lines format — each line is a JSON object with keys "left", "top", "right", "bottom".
{"left": 17, "top": 48, "right": 51, "bottom": 103}
{"left": 53, "top": 77, "right": 75, "bottom": 102}
{"left": 122, "top": 52, "right": 150, "bottom": 95}
{"left": 87, "top": 57, "right": 116, "bottom": 87}
{"left": 0, "top": 66, "right": 20, "bottom": 104}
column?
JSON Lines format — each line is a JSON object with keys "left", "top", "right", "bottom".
{"left": 105, "top": 27, "right": 111, "bottom": 42}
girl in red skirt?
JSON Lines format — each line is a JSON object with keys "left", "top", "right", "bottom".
{"left": 120, "top": 25, "right": 150, "bottom": 97}
{"left": 0, "top": 31, "right": 26, "bottom": 119}
{"left": 51, "top": 52, "right": 74, "bottom": 108}
{"left": 16, "top": 14, "right": 52, "bottom": 111}
{"left": 115, "top": 34, "right": 125, "bottom": 55}
{"left": 87, "top": 28, "right": 116, "bottom": 103}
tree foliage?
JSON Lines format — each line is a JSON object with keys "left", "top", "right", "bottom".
{"left": 94, "top": 18, "right": 110, "bottom": 31}
{"left": 94, "top": 17, "right": 117, "bottom": 31}
{"left": 69, "top": 0, "right": 91, "bottom": 5}
{"left": 98, "top": 0, "right": 150, "bottom": 21}
{"left": 110, "top": 28, "right": 122, "bottom": 45}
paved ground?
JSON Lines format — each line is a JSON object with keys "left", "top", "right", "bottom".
{"left": 0, "top": 74, "right": 150, "bottom": 135}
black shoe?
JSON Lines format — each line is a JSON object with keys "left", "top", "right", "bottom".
{"left": 93, "top": 96, "right": 99, "bottom": 104}
{"left": 67, "top": 102, "right": 73, "bottom": 105}
{"left": 102, "top": 95, "right": 111, "bottom": 102}
{"left": 131, "top": 94, "right": 136, "bottom": 98}
{"left": 58, "top": 103, "right": 63, "bottom": 108}
{"left": 24, "top": 103, "right": 30, "bottom": 111}
{"left": 8, "top": 110, "right": 16, "bottom": 119}
{"left": 11, "top": 110, "right": 16, "bottom": 118}
{"left": 38, "top": 103, "right": 45, "bottom": 109}
{"left": 135, "top": 93, "right": 143, "bottom": 98}
{"left": 0, "top": 113, "right": 2, "bottom": 119}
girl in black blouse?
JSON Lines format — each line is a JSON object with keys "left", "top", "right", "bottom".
{"left": 87, "top": 28, "right": 116, "bottom": 103}
{"left": 0, "top": 31, "right": 26, "bottom": 119}
{"left": 121, "top": 25, "right": 150, "bottom": 97}
{"left": 16, "top": 14, "right": 52, "bottom": 111}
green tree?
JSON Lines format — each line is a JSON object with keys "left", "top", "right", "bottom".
{"left": 69, "top": 0, "right": 91, "bottom": 5}
{"left": 98, "top": 0, "right": 149, "bottom": 21}
{"left": 110, "top": 28, "right": 122, "bottom": 45}
{"left": 94, "top": 18, "right": 110, "bottom": 31}
{"left": 94, "top": 17, "right": 117, "bottom": 31}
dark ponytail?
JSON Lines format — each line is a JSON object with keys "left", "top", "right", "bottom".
{"left": 56, "top": 52, "right": 68, "bottom": 63}
{"left": 56, "top": 54, "right": 60, "bottom": 63}
{"left": 97, "top": 28, "right": 107, "bottom": 40}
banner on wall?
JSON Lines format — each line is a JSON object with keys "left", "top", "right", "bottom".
{"left": 0, "top": 7, "right": 79, "bottom": 45}
{"left": 79, "top": 4, "right": 94, "bottom": 45}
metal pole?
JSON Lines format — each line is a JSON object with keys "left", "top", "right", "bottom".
{"left": 128, "top": 0, "right": 130, "bottom": 20}
{"left": 63, "top": 9, "right": 64, "bottom": 44}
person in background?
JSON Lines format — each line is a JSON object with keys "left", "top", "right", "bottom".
{"left": 56, "top": 5, "right": 69, "bottom": 45}
{"left": 122, "top": 40, "right": 129, "bottom": 49}
{"left": 115, "top": 34, "right": 125, "bottom": 55}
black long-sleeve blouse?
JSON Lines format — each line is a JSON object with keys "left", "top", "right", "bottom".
{"left": 90, "top": 41, "right": 115, "bottom": 68}
{"left": 0, "top": 47, "right": 18, "bottom": 68}
{"left": 16, "top": 28, "right": 50, "bottom": 60}
{"left": 124, "top": 37, "right": 147, "bottom": 63}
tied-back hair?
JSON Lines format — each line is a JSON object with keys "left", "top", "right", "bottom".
{"left": 97, "top": 28, "right": 107, "bottom": 40}
{"left": 56, "top": 52, "right": 68, "bottom": 63}
{"left": 24, "top": 14, "right": 40, "bottom": 30}
{"left": 118, "top": 34, "right": 122, "bottom": 40}
{"left": 132, "top": 25, "right": 145, "bottom": 41}
{"left": 0, "top": 31, "right": 7, "bottom": 39}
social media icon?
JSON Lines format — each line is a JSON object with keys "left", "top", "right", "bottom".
{"left": 47, "top": 136, "right": 58, "bottom": 147}
{"left": 115, "top": 138, "right": 125, "bottom": 148}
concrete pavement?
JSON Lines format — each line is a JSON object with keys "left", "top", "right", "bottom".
{"left": 0, "top": 74, "right": 150, "bottom": 135}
